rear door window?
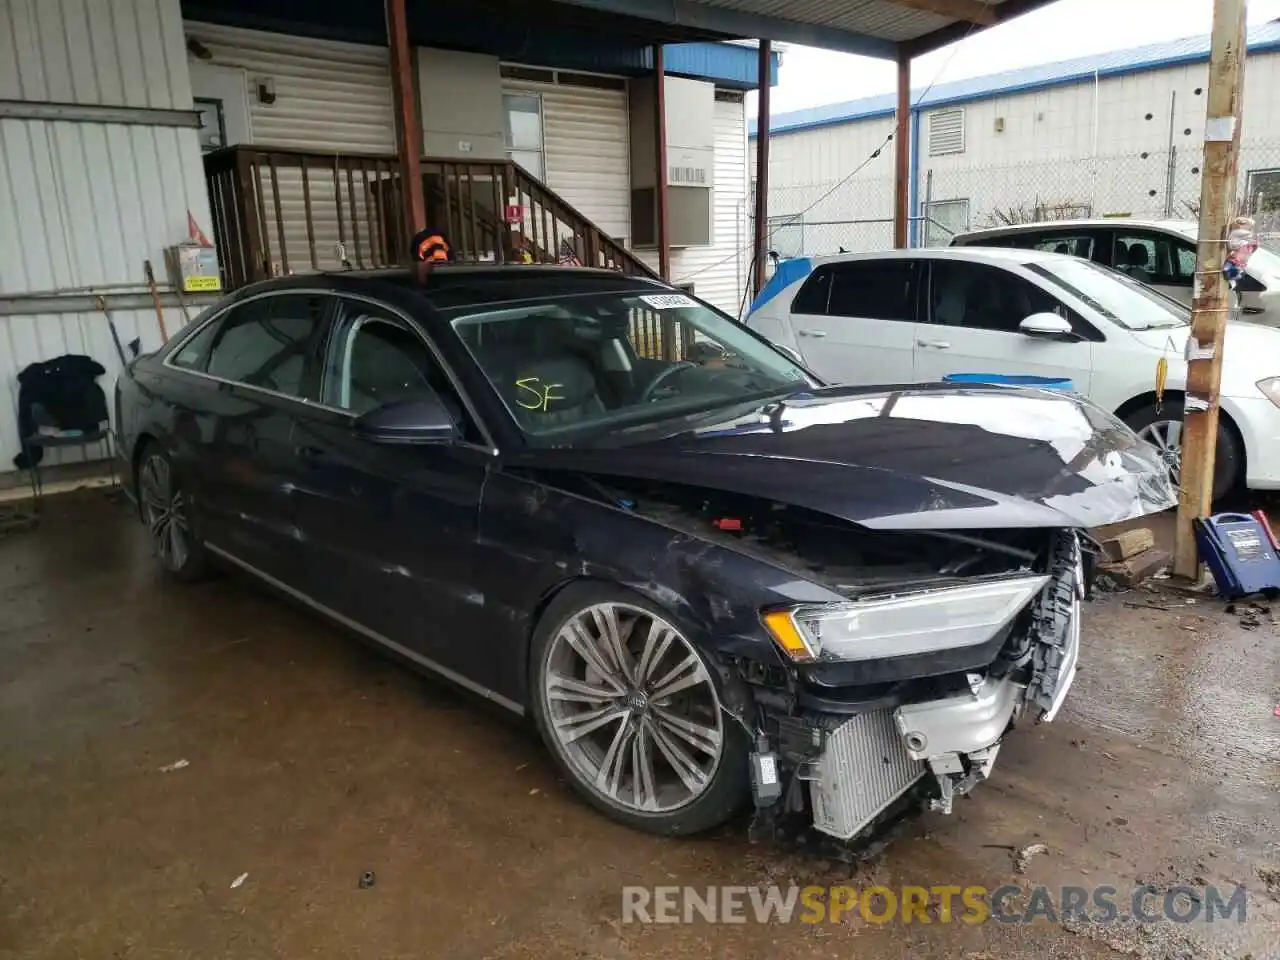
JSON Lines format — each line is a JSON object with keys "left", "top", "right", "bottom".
{"left": 790, "top": 266, "right": 833, "bottom": 314}
{"left": 1028, "top": 231, "right": 1101, "bottom": 260}
{"left": 204, "top": 294, "right": 329, "bottom": 399}
{"left": 825, "top": 260, "right": 917, "bottom": 321}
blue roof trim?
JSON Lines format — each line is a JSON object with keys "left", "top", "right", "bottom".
{"left": 751, "top": 21, "right": 1280, "bottom": 137}
{"left": 661, "top": 43, "right": 779, "bottom": 89}
{"left": 745, "top": 257, "right": 812, "bottom": 318}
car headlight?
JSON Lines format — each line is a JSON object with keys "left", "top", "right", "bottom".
{"left": 763, "top": 575, "right": 1050, "bottom": 663}
{"left": 1257, "top": 377, "right": 1280, "bottom": 409}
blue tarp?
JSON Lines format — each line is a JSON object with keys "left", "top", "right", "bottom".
{"left": 744, "top": 257, "right": 812, "bottom": 319}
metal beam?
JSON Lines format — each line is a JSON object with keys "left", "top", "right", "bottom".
{"left": 551, "top": 0, "right": 898, "bottom": 58}
{"left": 893, "top": 51, "right": 911, "bottom": 248}
{"left": 0, "top": 291, "right": 218, "bottom": 317}
{"left": 752, "top": 40, "right": 772, "bottom": 299}
{"left": 887, "top": 0, "right": 995, "bottom": 25}
{"left": 0, "top": 100, "right": 200, "bottom": 128}
{"left": 654, "top": 46, "right": 672, "bottom": 281}
{"left": 901, "top": 0, "right": 1057, "bottom": 56}
{"left": 386, "top": 0, "right": 426, "bottom": 241}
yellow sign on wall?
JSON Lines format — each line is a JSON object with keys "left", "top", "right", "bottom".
{"left": 171, "top": 244, "right": 223, "bottom": 294}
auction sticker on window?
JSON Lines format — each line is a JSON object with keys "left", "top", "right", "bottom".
{"left": 639, "top": 294, "right": 696, "bottom": 310}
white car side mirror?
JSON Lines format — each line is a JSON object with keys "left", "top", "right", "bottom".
{"left": 1019, "top": 312, "right": 1075, "bottom": 338}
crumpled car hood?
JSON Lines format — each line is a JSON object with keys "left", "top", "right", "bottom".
{"left": 523, "top": 384, "right": 1176, "bottom": 530}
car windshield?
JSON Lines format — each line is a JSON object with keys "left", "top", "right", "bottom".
{"left": 1027, "top": 259, "right": 1189, "bottom": 330}
{"left": 446, "top": 289, "right": 815, "bottom": 443}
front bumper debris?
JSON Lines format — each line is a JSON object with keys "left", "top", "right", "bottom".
{"left": 801, "top": 533, "right": 1083, "bottom": 842}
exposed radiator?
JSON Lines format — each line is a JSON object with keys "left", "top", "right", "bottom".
{"left": 810, "top": 708, "right": 926, "bottom": 841}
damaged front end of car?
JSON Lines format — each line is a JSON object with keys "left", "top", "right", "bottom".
{"left": 740, "top": 527, "right": 1085, "bottom": 855}
{"left": 581, "top": 472, "right": 1099, "bottom": 856}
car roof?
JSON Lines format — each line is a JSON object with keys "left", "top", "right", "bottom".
{"left": 232, "top": 264, "right": 670, "bottom": 311}
{"left": 809, "top": 247, "right": 1072, "bottom": 267}
{"left": 954, "top": 218, "right": 1196, "bottom": 241}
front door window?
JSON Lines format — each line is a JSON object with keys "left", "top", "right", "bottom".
{"left": 503, "top": 93, "right": 545, "bottom": 180}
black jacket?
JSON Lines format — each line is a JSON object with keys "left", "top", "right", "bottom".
{"left": 13, "top": 354, "right": 109, "bottom": 469}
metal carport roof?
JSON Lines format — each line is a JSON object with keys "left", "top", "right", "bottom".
{"left": 546, "top": 0, "right": 1058, "bottom": 57}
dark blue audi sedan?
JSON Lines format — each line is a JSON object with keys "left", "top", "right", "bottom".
{"left": 114, "top": 265, "right": 1172, "bottom": 848}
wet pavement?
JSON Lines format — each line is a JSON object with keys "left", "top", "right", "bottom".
{"left": 1, "top": 493, "right": 1278, "bottom": 960}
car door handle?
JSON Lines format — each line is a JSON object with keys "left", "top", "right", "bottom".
{"left": 295, "top": 444, "right": 324, "bottom": 463}
{"left": 797, "top": 328, "right": 827, "bottom": 338}
{"left": 917, "top": 339, "right": 951, "bottom": 349}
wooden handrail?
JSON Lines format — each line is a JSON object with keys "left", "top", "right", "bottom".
{"left": 202, "top": 145, "right": 659, "bottom": 288}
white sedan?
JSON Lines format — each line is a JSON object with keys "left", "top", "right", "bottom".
{"left": 744, "top": 247, "right": 1280, "bottom": 499}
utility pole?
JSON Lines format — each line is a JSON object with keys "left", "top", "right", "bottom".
{"left": 1173, "top": 0, "right": 1248, "bottom": 580}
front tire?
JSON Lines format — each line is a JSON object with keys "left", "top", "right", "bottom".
{"left": 137, "top": 444, "right": 209, "bottom": 581}
{"left": 1124, "top": 400, "right": 1243, "bottom": 502}
{"left": 528, "top": 584, "right": 750, "bottom": 836}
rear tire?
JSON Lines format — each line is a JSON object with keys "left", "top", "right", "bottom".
{"left": 137, "top": 443, "right": 209, "bottom": 582}
{"left": 528, "top": 583, "right": 750, "bottom": 836}
{"left": 1123, "top": 400, "right": 1242, "bottom": 502}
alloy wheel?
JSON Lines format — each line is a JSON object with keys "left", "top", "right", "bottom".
{"left": 1137, "top": 419, "right": 1182, "bottom": 488}
{"left": 541, "top": 602, "right": 725, "bottom": 815}
{"left": 139, "top": 454, "right": 190, "bottom": 573}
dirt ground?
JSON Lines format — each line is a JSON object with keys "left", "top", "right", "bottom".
{"left": 1, "top": 493, "right": 1278, "bottom": 960}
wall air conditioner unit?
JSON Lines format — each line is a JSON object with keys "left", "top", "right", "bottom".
{"left": 629, "top": 75, "right": 714, "bottom": 247}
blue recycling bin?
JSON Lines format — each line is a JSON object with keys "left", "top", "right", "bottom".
{"left": 943, "top": 373, "right": 1075, "bottom": 392}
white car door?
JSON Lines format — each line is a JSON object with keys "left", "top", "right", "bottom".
{"left": 912, "top": 259, "right": 1095, "bottom": 393}
{"left": 786, "top": 258, "right": 921, "bottom": 384}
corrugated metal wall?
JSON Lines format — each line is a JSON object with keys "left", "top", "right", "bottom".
{"left": 0, "top": 0, "right": 211, "bottom": 473}
{"left": 186, "top": 22, "right": 398, "bottom": 273}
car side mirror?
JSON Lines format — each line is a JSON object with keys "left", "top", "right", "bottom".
{"left": 1019, "top": 312, "right": 1078, "bottom": 340}
{"left": 353, "top": 396, "right": 458, "bottom": 445}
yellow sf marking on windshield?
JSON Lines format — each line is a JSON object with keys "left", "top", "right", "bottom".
{"left": 515, "top": 377, "right": 565, "bottom": 411}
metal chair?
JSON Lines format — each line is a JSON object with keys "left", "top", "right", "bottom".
{"left": 19, "top": 417, "right": 116, "bottom": 513}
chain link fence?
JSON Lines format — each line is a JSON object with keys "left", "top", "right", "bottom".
{"left": 756, "top": 140, "right": 1280, "bottom": 259}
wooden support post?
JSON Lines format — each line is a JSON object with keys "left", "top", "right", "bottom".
{"left": 654, "top": 45, "right": 671, "bottom": 281}
{"left": 752, "top": 40, "right": 772, "bottom": 299}
{"left": 386, "top": 0, "right": 424, "bottom": 247}
{"left": 1173, "top": 0, "right": 1248, "bottom": 580}
{"left": 893, "top": 50, "right": 911, "bottom": 249}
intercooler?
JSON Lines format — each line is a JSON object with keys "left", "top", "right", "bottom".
{"left": 809, "top": 708, "right": 925, "bottom": 840}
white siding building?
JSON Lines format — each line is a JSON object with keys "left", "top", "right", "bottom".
{"left": 753, "top": 22, "right": 1280, "bottom": 256}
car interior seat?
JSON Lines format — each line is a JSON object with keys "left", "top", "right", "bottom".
{"left": 1121, "top": 242, "right": 1152, "bottom": 282}
{"left": 471, "top": 315, "right": 608, "bottom": 430}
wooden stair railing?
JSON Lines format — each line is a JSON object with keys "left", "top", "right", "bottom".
{"left": 203, "top": 146, "right": 660, "bottom": 289}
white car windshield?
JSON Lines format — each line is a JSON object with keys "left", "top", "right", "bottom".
{"left": 1027, "top": 259, "right": 1189, "bottom": 330}
{"left": 446, "top": 290, "right": 815, "bottom": 443}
